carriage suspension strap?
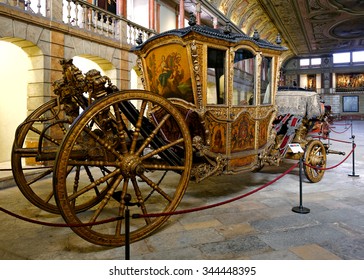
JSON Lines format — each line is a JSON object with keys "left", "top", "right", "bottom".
{"left": 278, "top": 115, "right": 303, "bottom": 156}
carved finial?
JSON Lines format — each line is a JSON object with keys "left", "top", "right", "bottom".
{"left": 253, "top": 29, "right": 260, "bottom": 40}
{"left": 136, "top": 33, "right": 143, "bottom": 45}
{"left": 188, "top": 12, "right": 196, "bottom": 26}
{"left": 224, "top": 22, "right": 232, "bottom": 34}
{"left": 276, "top": 33, "right": 282, "bottom": 44}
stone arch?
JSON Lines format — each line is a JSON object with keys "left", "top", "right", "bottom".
{"left": 63, "top": 35, "right": 123, "bottom": 88}
{"left": 0, "top": 37, "right": 45, "bottom": 162}
{"left": 0, "top": 37, "right": 46, "bottom": 111}
{"left": 72, "top": 55, "right": 117, "bottom": 86}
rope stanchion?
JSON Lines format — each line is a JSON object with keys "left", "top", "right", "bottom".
{"left": 292, "top": 155, "right": 310, "bottom": 214}
{"left": 348, "top": 135, "right": 359, "bottom": 178}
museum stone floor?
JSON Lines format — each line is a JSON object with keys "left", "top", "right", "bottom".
{"left": 0, "top": 120, "right": 363, "bottom": 260}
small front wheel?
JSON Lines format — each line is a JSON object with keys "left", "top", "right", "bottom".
{"left": 303, "top": 140, "right": 326, "bottom": 183}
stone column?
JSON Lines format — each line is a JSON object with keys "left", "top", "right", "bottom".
{"left": 179, "top": 0, "right": 184, "bottom": 28}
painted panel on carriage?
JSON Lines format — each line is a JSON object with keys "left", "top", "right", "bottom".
{"left": 145, "top": 44, "right": 194, "bottom": 104}
{"left": 230, "top": 113, "right": 255, "bottom": 153}
{"left": 205, "top": 113, "right": 227, "bottom": 154}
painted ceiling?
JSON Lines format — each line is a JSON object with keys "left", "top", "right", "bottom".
{"left": 188, "top": 0, "right": 364, "bottom": 60}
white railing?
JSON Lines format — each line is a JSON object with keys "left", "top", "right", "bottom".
{"left": 0, "top": 0, "right": 47, "bottom": 16}
{"left": 1, "top": 0, "right": 155, "bottom": 46}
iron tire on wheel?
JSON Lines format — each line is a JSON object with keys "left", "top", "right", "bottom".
{"left": 53, "top": 90, "right": 193, "bottom": 246}
{"left": 303, "top": 139, "right": 326, "bottom": 183}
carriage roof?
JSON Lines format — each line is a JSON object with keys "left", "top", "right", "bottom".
{"left": 132, "top": 24, "right": 287, "bottom": 52}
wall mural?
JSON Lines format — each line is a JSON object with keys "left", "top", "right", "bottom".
{"left": 336, "top": 73, "right": 364, "bottom": 90}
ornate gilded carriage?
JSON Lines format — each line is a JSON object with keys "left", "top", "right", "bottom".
{"left": 132, "top": 24, "right": 286, "bottom": 181}
{"left": 11, "top": 22, "right": 330, "bottom": 247}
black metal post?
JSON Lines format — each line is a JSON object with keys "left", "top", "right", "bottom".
{"left": 292, "top": 155, "right": 310, "bottom": 214}
{"left": 348, "top": 135, "right": 359, "bottom": 178}
{"left": 125, "top": 207, "right": 130, "bottom": 260}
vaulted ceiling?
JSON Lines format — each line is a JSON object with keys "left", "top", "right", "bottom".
{"left": 189, "top": 0, "right": 364, "bottom": 60}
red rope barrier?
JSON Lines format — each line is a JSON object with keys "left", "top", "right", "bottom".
{"left": 329, "top": 124, "right": 352, "bottom": 134}
{"left": 133, "top": 162, "right": 299, "bottom": 219}
{"left": 0, "top": 206, "right": 123, "bottom": 227}
{"left": 0, "top": 163, "right": 299, "bottom": 226}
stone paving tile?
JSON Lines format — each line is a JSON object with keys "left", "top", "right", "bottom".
{"left": 250, "top": 214, "right": 319, "bottom": 233}
{"left": 320, "top": 238, "right": 364, "bottom": 260}
{"left": 252, "top": 249, "right": 301, "bottom": 260}
{"left": 134, "top": 246, "right": 204, "bottom": 260}
{"left": 198, "top": 235, "right": 272, "bottom": 259}
{"left": 216, "top": 223, "right": 256, "bottom": 239}
{"left": 289, "top": 244, "right": 341, "bottom": 260}
{"left": 258, "top": 224, "right": 349, "bottom": 251}
{"left": 145, "top": 228, "right": 225, "bottom": 251}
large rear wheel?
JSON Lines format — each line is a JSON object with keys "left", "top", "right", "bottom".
{"left": 53, "top": 90, "right": 193, "bottom": 246}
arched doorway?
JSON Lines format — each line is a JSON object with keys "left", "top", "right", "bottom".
{"left": 0, "top": 41, "right": 30, "bottom": 163}
{"left": 72, "top": 55, "right": 116, "bottom": 81}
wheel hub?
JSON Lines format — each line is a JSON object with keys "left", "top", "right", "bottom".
{"left": 310, "top": 155, "right": 323, "bottom": 166}
{"left": 119, "top": 154, "right": 145, "bottom": 178}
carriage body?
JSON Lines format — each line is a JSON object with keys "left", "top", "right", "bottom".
{"left": 132, "top": 25, "right": 286, "bottom": 180}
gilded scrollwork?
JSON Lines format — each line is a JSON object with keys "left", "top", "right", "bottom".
{"left": 191, "top": 136, "right": 227, "bottom": 182}
{"left": 136, "top": 57, "right": 146, "bottom": 89}
{"left": 190, "top": 40, "right": 203, "bottom": 110}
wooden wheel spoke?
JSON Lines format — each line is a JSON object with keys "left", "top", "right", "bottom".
{"left": 29, "top": 126, "right": 55, "bottom": 146}
{"left": 115, "top": 179, "right": 130, "bottom": 236}
{"left": 131, "top": 177, "right": 151, "bottom": 225}
{"left": 139, "top": 173, "right": 172, "bottom": 202}
{"left": 68, "top": 169, "right": 121, "bottom": 201}
{"left": 112, "top": 104, "right": 129, "bottom": 155}
{"left": 135, "top": 113, "right": 171, "bottom": 156}
{"left": 43, "top": 190, "right": 55, "bottom": 203}
{"left": 140, "top": 138, "right": 184, "bottom": 160}
{"left": 27, "top": 168, "right": 53, "bottom": 185}
{"left": 143, "top": 164, "right": 185, "bottom": 171}
{"left": 88, "top": 175, "right": 123, "bottom": 228}
{"left": 83, "top": 126, "right": 123, "bottom": 160}
{"left": 130, "top": 100, "right": 148, "bottom": 154}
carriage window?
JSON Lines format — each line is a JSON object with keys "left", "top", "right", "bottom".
{"left": 232, "top": 49, "right": 255, "bottom": 106}
{"left": 260, "top": 56, "right": 272, "bottom": 104}
{"left": 207, "top": 48, "right": 226, "bottom": 104}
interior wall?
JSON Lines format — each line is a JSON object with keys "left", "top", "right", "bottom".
{"left": 0, "top": 41, "right": 29, "bottom": 162}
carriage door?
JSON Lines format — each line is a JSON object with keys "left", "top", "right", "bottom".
{"left": 205, "top": 47, "right": 229, "bottom": 156}
{"left": 229, "top": 48, "right": 257, "bottom": 170}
